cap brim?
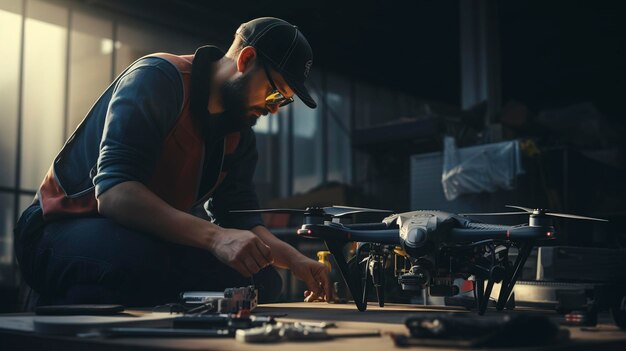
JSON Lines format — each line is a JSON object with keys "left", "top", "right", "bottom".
{"left": 262, "top": 54, "right": 317, "bottom": 109}
{"left": 283, "top": 75, "right": 317, "bottom": 109}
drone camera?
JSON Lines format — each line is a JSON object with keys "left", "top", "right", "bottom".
{"left": 398, "top": 265, "right": 431, "bottom": 291}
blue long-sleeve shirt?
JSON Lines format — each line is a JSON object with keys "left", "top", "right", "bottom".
{"left": 54, "top": 52, "right": 263, "bottom": 230}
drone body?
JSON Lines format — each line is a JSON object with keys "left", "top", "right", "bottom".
{"left": 298, "top": 208, "right": 553, "bottom": 314}
{"left": 233, "top": 205, "right": 606, "bottom": 315}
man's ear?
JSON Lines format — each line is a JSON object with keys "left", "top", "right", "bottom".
{"left": 236, "top": 46, "right": 257, "bottom": 73}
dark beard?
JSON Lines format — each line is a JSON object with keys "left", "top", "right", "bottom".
{"left": 219, "top": 72, "right": 259, "bottom": 132}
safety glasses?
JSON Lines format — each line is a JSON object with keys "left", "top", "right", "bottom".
{"left": 261, "top": 61, "right": 294, "bottom": 107}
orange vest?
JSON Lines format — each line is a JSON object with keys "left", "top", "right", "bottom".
{"left": 38, "top": 53, "right": 239, "bottom": 220}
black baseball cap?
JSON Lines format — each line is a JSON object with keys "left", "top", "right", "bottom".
{"left": 236, "top": 17, "right": 317, "bottom": 109}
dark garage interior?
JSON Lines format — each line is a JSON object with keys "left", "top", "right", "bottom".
{"left": 0, "top": 0, "right": 625, "bottom": 349}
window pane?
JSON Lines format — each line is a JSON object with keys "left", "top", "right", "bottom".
{"left": 21, "top": 0, "right": 67, "bottom": 191}
{"left": 354, "top": 82, "right": 375, "bottom": 129}
{"left": 253, "top": 113, "right": 271, "bottom": 134}
{"left": 278, "top": 107, "right": 291, "bottom": 198}
{"left": 115, "top": 22, "right": 202, "bottom": 76}
{"left": 19, "top": 194, "right": 34, "bottom": 214}
{"left": 253, "top": 111, "right": 284, "bottom": 205}
{"left": 292, "top": 72, "right": 322, "bottom": 194}
{"left": 67, "top": 11, "right": 113, "bottom": 137}
{"left": 326, "top": 74, "right": 352, "bottom": 184}
{"left": 373, "top": 88, "right": 395, "bottom": 126}
{"left": 0, "top": 193, "right": 14, "bottom": 265}
{"left": 253, "top": 114, "right": 272, "bottom": 205}
{"left": 0, "top": 0, "right": 22, "bottom": 188}
{"left": 355, "top": 82, "right": 397, "bottom": 128}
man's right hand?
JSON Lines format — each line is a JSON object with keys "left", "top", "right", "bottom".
{"left": 97, "top": 182, "right": 273, "bottom": 277}
{"left": 209, "top": 228, "right": 273, "bottom": 277}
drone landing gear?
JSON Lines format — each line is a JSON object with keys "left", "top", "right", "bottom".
{"left": 474, "top": 277, "right": 497, "bottom": 315}
{"left": 496, "top": 240, "right": 535, "bottom": 311}
{"left": 361, "top": 244, "right": 386, "bottom": 308}
{"left": 325, "top": 240, "right": 367, "bottom": 311}
{"left": 470, "top": 241, "right": 533, "bottom": 315}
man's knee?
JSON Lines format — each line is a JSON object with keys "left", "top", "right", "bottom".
{"left": 31, "top": 217, "right": 174, "bottom": 303}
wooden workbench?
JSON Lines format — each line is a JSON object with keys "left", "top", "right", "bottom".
{"left": 1, "top": 302, "right": 625, "bottom": 350}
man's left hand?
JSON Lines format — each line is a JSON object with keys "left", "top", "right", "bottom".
{"left": 289, "top": 257, "right": 334, "bottom": 302}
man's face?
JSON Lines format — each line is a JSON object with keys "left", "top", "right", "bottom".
{"left": 220, "top": 60, "right": 294, "bottom": 130}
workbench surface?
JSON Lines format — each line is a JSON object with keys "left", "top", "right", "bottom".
{"left": 1, "top": 302, "right": 625, "bottom": 350}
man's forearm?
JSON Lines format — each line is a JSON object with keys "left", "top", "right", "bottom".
{"left": 251, "top": 225, "right": 305, "bottom": 269}
{"left": 97, "top": 181, "right": 221, "bottom": 250}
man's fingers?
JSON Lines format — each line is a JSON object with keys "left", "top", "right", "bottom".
{"left": 250, "top": 246, "right": 271, "bottom": 269}
{"left": 304, "top": 291, "right": 317, "bottom": 302}
{"left": 302, "top": 273, "right": 323, "bottom": 296}
{"left": 234, "top": 262, "right": 252, "bottom": 278}
{"left": 317, "top": 268, "right": 334, "bottom": 302}
{"left": 254, "top": 240, "right": 273, "bottom": 263}
{"left": 243, "top": 257, "right": 261, "bottom": 275}
{"left": 304, "top": 290, "right": 324, "bottom": 302}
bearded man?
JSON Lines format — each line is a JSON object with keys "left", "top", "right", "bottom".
{"left": 14, "top": 17, "right": 332, "bottom": 307}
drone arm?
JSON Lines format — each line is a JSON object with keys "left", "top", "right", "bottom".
{"left": 465, "top": 222, "right": 512, "bottom": 231}
{"left": 298, "top": 225, "right": 401, "bottom": 244}
{"left": 344, "top": 223, "right": 392, "bottom": 230}
{"left": 448, "top": 224, "right": 554, "bottom": 242}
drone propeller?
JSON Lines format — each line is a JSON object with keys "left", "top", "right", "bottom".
{"left": 230, "top": 205, "right": 392, "bottom": 218}
{"left": 325, "top": 205, "right": 393, "bottom": 217}
{"left": 506, "top": 205, "right": 608, "bottom": 222}
{"left": 460, "top": 211, "right": 528, "bottom": 216}
{"left": 542, "top": 212, "right": 608, "bottom": 222}
{"left": 505, "top": 205, "right": 535, "bottom": 212}
{"left": 462, "top": 205, "right": 608, "bottom": 222}
{"left": 230, "top": 208, "right": 306, "bottom": 215}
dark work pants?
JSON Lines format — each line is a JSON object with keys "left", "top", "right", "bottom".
{"left": 14, "top": 204, "right": 282, "bottom": 307}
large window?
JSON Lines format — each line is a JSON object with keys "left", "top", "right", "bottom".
{"left": 0, "top": 0, "right": 204, "bottom": 283}
{"left": 292, "top": 71, "right": 323, "bottom": 195}
{"left": 277, "top": 107, "right": 292, "bottom": 199}
{"left": 252, "top": 111, "right": 280, "bottom": 204}
{"left": 21, "top": 0, "right": 68, "bottom": 191}
{"left": 67, "top": 11, "right": 113, "bottom": 136}
{"left": 115, "top": 22, "right": 203, "bottom": 76}
{"left": 326, "top": 73, "right": 352, "bottom": 184}
{"left": 0, "top": 0, "right": 21, "bottom": 189}
{"left": 0, "top": 194, "right": 14, "bottom": 267}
